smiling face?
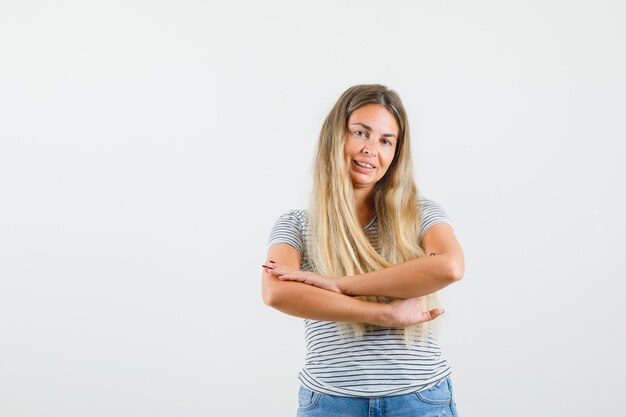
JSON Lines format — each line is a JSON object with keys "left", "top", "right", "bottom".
{"left": 344, "top": 104, "right": 399, "bottom": 194}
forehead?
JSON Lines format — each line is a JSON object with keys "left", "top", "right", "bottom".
{"left": 348, "top": 104, "right": 399, "bottom": 135}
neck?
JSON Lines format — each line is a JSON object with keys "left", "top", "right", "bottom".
{"left": 353, "top": 186, "right": 376, "bottom": 227}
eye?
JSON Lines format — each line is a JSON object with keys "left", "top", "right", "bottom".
{"left": 381, "top": 138, "right": 393, "bottom": 146}
{"left": 354, "top": 130, "right": 367, "bottom": 138}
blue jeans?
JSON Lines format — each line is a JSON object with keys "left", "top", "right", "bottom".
{"left": 296, "top": 377, "right": 458, "bottom": 417}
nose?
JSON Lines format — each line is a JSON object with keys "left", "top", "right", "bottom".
{"left": 363, "top": 141, "right": 377, "bottom": 157}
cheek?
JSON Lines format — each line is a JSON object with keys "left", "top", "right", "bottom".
{"left": 381, "top": 148, "right": 396, "bottom": 166}
{"left": 344, "top": 141, "right": 357, "bottom": 159}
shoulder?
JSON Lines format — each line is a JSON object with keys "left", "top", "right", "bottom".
{"left": 272, "top": 209, "right": 308, "bottom": 228}
{"left": 267, "top": 209, "right": 309, "bottom": 255}
{"left": 417, "top": 196, "right": 454, "bottom": 238}
{"left": 418, "top": 197, "right": 450, "bottom": 217}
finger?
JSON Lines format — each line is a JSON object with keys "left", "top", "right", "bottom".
{"left": 278, "top": 275, "right": 300, "bottom": 281}
{"left": 277, "top": 274, "right": 303, "bottom": 281}
{"left": 273, "top": 269, "right": 295, "bottom": 277}
{"left": 269, "top": 265, "right": 291, "bottom": 272}
{"left": 268, "top": 260, "right": 284, "bottom": 268}
{"left": 425, "top": 308, "right": 444, "bottom": 321}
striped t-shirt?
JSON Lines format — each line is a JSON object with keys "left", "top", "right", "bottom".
{"left": 268, "top": 197, "right": 454, "bottom": 397}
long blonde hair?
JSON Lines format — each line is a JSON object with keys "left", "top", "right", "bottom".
{"left": 307, "top": 84, "right": 440, "bottom": 343}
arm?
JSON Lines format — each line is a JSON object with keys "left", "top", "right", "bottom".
{"left": 271, "top": 223, "right": 464, "bottom": 299}
{"left": 339, "top": 223, "right": 464, "bottom": 298}
{"left": 262, "top": 243, "right": 443, "bottom": 327}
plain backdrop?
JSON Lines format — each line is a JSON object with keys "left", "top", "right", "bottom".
{"left": 1, "top": 1, "right": 625, "bottom": 416}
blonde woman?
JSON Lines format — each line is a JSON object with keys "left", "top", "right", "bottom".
{"left": 262, "top": 84, "right": 464, "bottom": 417}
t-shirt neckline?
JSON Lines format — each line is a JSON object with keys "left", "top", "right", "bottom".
{"left": 364, "top": 216, "right": 377, "bottom": 230}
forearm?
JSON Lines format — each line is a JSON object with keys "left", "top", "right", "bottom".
{"left": 263, "top": 275, "right": 390, "bottom": 326}
{"left": 338, "top": 254, "right": 462, "bottom": 299}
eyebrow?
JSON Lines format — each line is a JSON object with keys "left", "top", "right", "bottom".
{"left": 349, "top": 122, "right": 397, "bottom": 139}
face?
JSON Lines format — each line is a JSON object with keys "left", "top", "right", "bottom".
{"left": 344, "top": 104, "right": 399, "bottom": 193}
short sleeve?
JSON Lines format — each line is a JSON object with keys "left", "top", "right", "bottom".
{"left": 267, "top": 210, "right": 305, "bottom": 256}
{"left": 418, "top": 198, "right": 454, "bottom": 240}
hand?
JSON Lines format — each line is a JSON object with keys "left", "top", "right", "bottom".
{"left": 384, "top": 296, "right": 444, "bottom": 328}
{"left": 262, "top": 261, "right": 341, "bottom": 294}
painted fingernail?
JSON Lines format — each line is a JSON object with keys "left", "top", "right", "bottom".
{"left": 262, "top": 265, "right": 274, "bottom": 269}
{"left": 269, "top": 260, "right": 276, "bottom": 264}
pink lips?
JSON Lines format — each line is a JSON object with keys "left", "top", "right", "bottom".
{"left": 352, "top": 160, "right": 375, "bottom": 172}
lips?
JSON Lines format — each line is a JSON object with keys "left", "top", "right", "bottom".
{"left": 353, "top": 160, "right": 375, "bottom": 169}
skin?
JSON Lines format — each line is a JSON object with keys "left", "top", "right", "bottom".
{"left": 344, "top": 104, "right": 399, "bottom": 226}
{"left": 262, "top": 104, "right": 464, "bottom": 328}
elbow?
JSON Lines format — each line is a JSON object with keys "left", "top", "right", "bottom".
{"left": 262, "top": 287, "right": 276, "bottom": 307}
{"left": 262, "top": 280, "right": 283, "bottom": 307}
{"left": 447, "top": 257, "right": 465, "bottom": 282}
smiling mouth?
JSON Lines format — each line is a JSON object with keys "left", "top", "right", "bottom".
{"left": 354, "top": 160, "right": 374, "bottom": 169}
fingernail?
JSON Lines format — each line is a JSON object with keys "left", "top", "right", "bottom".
{"left": 269, "top": 260, "right": 276, "bottom": 264}
{"left": 262, "top": 264, "right": 274, "bottom": 269}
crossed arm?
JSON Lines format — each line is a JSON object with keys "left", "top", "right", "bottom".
{"left": 261, "top": 223, "right": 464, "bottom": 328}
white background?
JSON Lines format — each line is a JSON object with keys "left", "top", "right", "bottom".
{"left": 1, "top": 1, "right": 625, "bottom": 416}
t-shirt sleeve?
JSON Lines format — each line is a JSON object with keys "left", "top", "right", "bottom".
{"left": 418, "top": 198, "right": 454, "bottom": 240}
{"left": 267, "top": 210, "right": 305, "bottom": 256}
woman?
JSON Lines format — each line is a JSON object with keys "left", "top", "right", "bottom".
{"left": 262, "top": 84, "right": 464, "bottom": 417}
